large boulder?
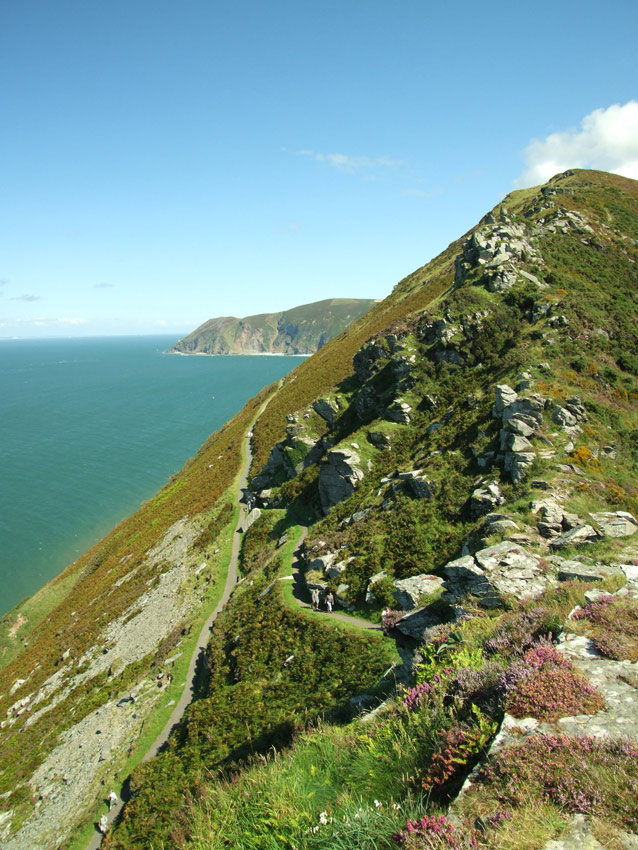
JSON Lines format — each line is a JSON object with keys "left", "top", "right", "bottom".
{"left": 313, "top": 398, "right": 339, "bottom": 425}
{"left": 394, "top": 606, "right": 447, "bottom": 641}
{"left": 392, "top": 575, "right": 444, "bottom": 610}
{"left": 549, "top": 525, "right": 599, "bottom": 549}
{"left": 443, "top": 541, "right": 552, "bottom": 609}
{"left": 589, "top": 511, "right": 638, "bottom": 538}
{"left": 318, "top": 448, "right": 364, "bottom": 513}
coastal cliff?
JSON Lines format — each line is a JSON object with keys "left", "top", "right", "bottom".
{"left": 170, "top": 297, "right": 378, "bottom": 355}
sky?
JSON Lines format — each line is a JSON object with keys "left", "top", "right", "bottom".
{"left": 1, "top": 0, "right": 637, "bottom": 339}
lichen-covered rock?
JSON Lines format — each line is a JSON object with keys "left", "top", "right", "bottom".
{"left": 443, "top": 541, "right": 551, "bottom": 608}
{"left": 549, "top": 525, "right": 599, "bottom": 549}
{"left": 242, "top": 507, "right": 261, "bottom": 533}
{"left": 394, "top": 606, "right": 447, "bottom": 640}
{"left": 385, "top": 399, "right": 413, "bottom": 424}
{"left": 367, "top": 430, "right": 392, "bottom": 450}
{"left": 392, "top": 575, "right": 444, "bottom": 610}
{"left": 313, "top": 397, "right": 339, "bottom": 424}
{"left": 589, "top": 511, "right": 638, "bottom": 538}
{"left": 556, "top": 560, "right": 622, "bottom": 582}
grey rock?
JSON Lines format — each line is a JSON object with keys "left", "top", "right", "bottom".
{"left": 501, "top": 432, "right": 534, "bottom": 453}
{"left": 443, "top": 541, "right": 550, "bottom": 609}
{"left": 542, "top": 815, "right": 604, "bottom": 850}
{"left": 422, "top": 394, "right": 438, "bottom": 411}
{"left": 394, "top": 606, "right": 447, "bottom": 640}
{"left": 367, "top": 430, "right": 392, "bottom": 450}
{"left": 403, "top": 471, "right": 436, "bottom": 499}
{"left": 519, "top": 269, "right": 543, "bottom": 287}
{"left": 242, "top": 507, "right": 261, "bottom": 533}
{"left": 531, "top": 479, "right": 550, "bottom": 490}
{"left": 313, "top": 398, "right": 338, "bottom": 424}
{"left": 589, "top": 511, "right": 638, "bottom": 538}
{"left": 385, "top": 400, "right": 413, "bottom": 424}
{"left": 335, "top": 584, "right": 350, "bottom": 608}
{"left": 549, "top": 525, "right": 599, "bottom": 549}
{"left": 493, "top": 384, "right": 517, "bottom": 417}
{"left": 557, "top": 560, "right": 619, "bottom": 582}
{"left": 504, "top": 416, "right": 535, "bottom": 437}
{"left": 318, "top": 448, "right": 364, "bottom": 513}
{"left": 469, "top": 481, "right": 504, "bottom": 518}
{"left": 392, "top": 575, "right": 444, "bottom": 610}
{"left": 307, "top": 552, "right": 337, "bottom": 574}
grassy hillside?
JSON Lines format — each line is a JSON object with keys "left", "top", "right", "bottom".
{"left": 2, "top": 169, "right": 638, "bottom": 850}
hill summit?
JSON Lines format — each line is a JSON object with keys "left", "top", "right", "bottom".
{"left": 170, "top": 297, "right": 378, "bottom": 355}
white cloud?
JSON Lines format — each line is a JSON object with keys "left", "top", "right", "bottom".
{"left": 294, "top": 149, "right": 402, "bottom": 173}
{"left": 516, "top": 101, "right": 638, "bottom": 188}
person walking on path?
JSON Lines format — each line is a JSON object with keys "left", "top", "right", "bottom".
{"left": 325, "top": 591, "right": 334, "bottom": 613}
{"left": 311, "top": 588, "right": 320, "bottom": 610}
{"left": 98, "top": 814, "right": 109, "bottom": 835}
{"left": 108, "top": 790, "right": 118, "bottom": 809}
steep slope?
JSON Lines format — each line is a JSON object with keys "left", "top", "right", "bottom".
{"left": 170, "top": 298, "right": 378, "bottom": 355}
{"left": 1, "top": 170, "right": 637, "bottom": 850}
{"left": 106, "top": 169, "right": 638, "bottom": 849}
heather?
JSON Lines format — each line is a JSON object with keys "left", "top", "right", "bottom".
{"left": 474, "top": 734, "right": 638, "bottom": 829}
{"left": 573, "top": 596, "right": 638, "bottom": 661}
{"left": 500, "top": 641, "right": 605, "bottom": 722}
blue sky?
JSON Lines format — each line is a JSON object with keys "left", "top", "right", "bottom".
{"left": 1, "top": 0, "right": 637, "bottom": 338}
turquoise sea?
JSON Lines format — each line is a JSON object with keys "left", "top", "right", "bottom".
{"left": 0, "top": 336, "right": 300, "bottom": 617}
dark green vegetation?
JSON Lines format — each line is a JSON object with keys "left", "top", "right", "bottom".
{"left": 170, "top": 298, "right": 378, "bottom": 356}
{"left": 2, "top": 170, "right": 638, "bottom": 850}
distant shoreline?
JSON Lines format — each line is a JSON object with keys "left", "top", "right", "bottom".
{"left": 168, "top": 350, "right": 311, "bottom": 357}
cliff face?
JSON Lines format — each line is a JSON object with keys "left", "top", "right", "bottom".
{"left": 2, "top": 170, "right": 638, "bottom": 850}
{"left": 170, "top": 297, "right": 378, "bottom": 355}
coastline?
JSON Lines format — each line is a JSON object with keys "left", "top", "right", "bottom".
{"left": 168, "top": 350, "right": 311, "bottom": 357}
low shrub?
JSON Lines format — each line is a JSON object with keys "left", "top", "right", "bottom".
{"left": 476, "top": 733, "right": 638, "bottom": 828}
{"left": 392, "top": 814, "right": 482, "bottom": 849}
{"left": 500, "top": 641, "right": 604, "bottom": 722}
{"left": 573, "top": 596, "right": 638, "bottom": 661}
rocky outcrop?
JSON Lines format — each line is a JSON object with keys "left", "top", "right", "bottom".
{"left": 442, "top": 540, "right": 554, "bottom": 608}
{"left": 589, "top": 511, "right": 638, "bottom": 538}
{"left": 392, "top": 575, "right": 444, "bottom": 610}
{"left": 468, "top": 482, "right": 505, "bottom": 519}
{"left": 454, "top": 214, "right": 542, "bottom": 291}
{"left": 318, "top": 448, "right": 365, "bottom": 513}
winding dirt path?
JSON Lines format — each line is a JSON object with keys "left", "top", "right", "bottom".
{"left": 86, "top": 401, "right": 267, "bottom": 848}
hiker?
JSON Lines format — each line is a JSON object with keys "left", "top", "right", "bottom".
{"left": 98, "top": 813, "right": 109, "bottom": 834}
{"left": 311, "top": 588, "right": 320, "bottom": 610}
{"left": 108, "top": 790, "right": 118, "bottom": 809}
{"left": 326, "top": 591, "right": 334, "bottom": 613}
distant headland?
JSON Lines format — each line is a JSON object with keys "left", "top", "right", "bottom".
{"left": 169, "top": 297, "right": 378, "bottom": 356}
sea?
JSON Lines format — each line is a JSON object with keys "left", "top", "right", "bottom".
{"left": 0, "top": 336, "right": 301, "bottom": 618}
